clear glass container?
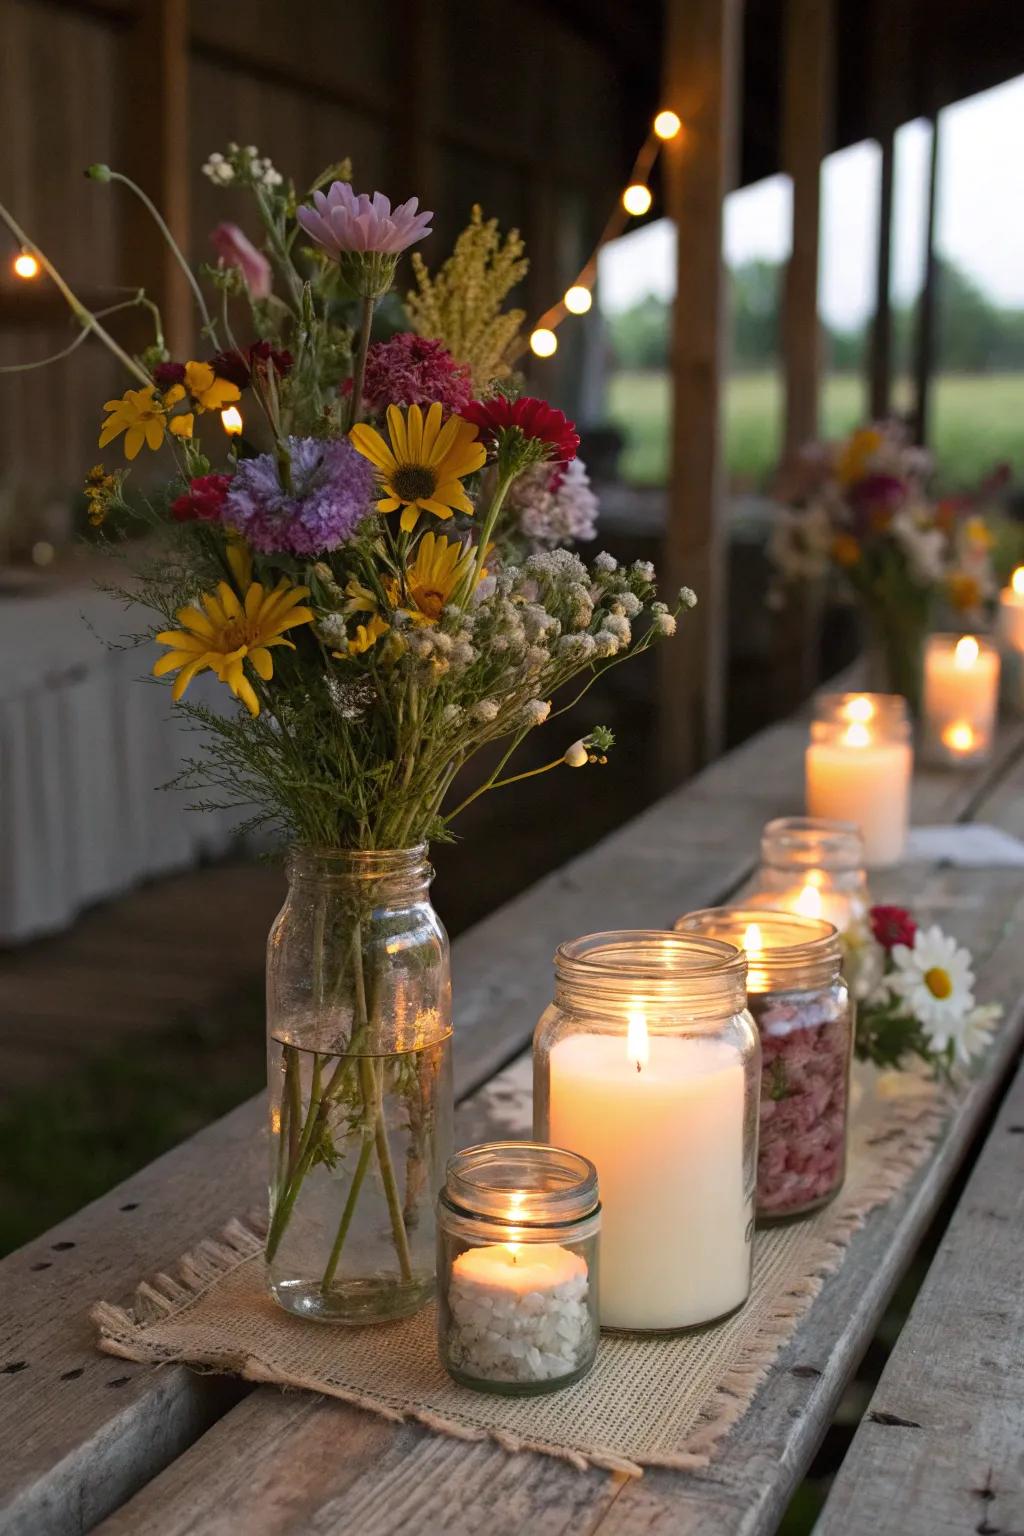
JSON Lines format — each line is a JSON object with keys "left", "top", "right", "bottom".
{"left": 805, "top": 692, "right": 912, "bottom": 869}
{"left": 676, "top": 908, "right": 852, "bottom": 1223}
{"left": 739, "top": 816, "right": 869, "bottom": 935}
{"left": 922, "top": 633, "right": 1000, "bottom": 767}
{"left": 265, "top": 846, "right": 452, "bottom": 1323}
{"left": 533, "top": 930, "right": 759, "bottom": 1333}
{"left": 437, "top": 1142, "right": 601, "bottom": 1395}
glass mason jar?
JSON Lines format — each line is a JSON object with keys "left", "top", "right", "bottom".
{"left": 533, "top": 931, "right": 759, "bottom": 1333}
{"left": 437, "top": 1142, "right": 601, "bottom": 1395}
{"left": 922, "top": 632, "right": 1000, "bottom": 768}
{"left": 677, "top": 908, "right": 852, "bottom": 1223}
{"left": 739, "top": 816, "right": 869, "bottom": 936}
{"left": 805, "top": 692, "right": 912, "bottom": 869}
{"left": 265, "top": 846, "right": 453, "bottom": 1324}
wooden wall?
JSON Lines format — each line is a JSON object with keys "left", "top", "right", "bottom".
{"left": 0, "top": 0, "right": 624, "bottom": 547}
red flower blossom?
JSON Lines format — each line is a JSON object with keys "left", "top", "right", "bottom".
{"left": 248, "top": 340, "right": 294, "bottom": 378}
{"left": 153, "top": 361, "right": 186, "bottom": 390}
{"left": 461, "top": 395, "right": 579, "bottom": 465}
{"left": 171, "top": 473, "right": 233, "bottom": 524}
{"left": 870, "top": 905, "right": 917, "bottom": 951}
{"left": 209, "top": 344, "right": 293, "bottom": 392}
{"left": 350, "top": 332, "right": 473, "bottom": 415}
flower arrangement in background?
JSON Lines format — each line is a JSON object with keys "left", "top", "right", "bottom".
{"left": 845, "top": 904, "right": 999, "bottom": 1075}
{"left": 768, "top": 422, "right": 1002, "bottom": 707}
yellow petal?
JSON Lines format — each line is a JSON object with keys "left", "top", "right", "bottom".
{"left": 168, "top": 413, "right": 194, "bottom": 440}
{"left": 124, "top": 427, "right": 144, "bottom": 461}
{"left": 386, "top": 405, "right": 409, "bottom": 461}
{"left": 377, "top": 495, "right": 402, "bottom": 513}
{"left": 420, "top": 402, "right": 444, "bottom": 461}
{"left": 405, "top": 404, "right": 423, "bottom": 461}
{"left": 248, "top": 646, "right": 274, "bottom": 680}
{"left": 163, "top": 385, "right": 186, "bottom": 407}
{"left": 226, "top": 541, "right": 252, "bottom": 591}
{"left": 399, "top": 505, "right": 420, "bottom": 533}
{"left": 418, "top": 499, "right": 455, "bottom": 519}
{"left": 216, "top": 580, "right": 242, "bottom": 619}
{"left": 350, "top": 423, "right": 396, "bottom": 472}
{"left": 144, "top": 417, "right": 165, "bottom": 451}
{"left": 98, "top": 419, "right": 125, "bottom": 448}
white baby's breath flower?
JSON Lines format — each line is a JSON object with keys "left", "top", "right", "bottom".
{"left": 653, "top": 611, "right": 677, "bottom": 636}
{"left": 603, "top": 614, "right": 631, "bottom": 643}
{"left": 564, "top": 740, "right": 589, "bottom": 768}
{"left": 632, "top": 560, "right": 655, "bottom": 582}
{"left": 594, "top": 551, "right": 618, "bottom": 573}
{"left": 315, "top": 614, "right": 347, "bottom": 647}
{"left": 615, "top": 591, "right": 642, "bottom": 618}
{"left": 471, "top": 698, "right": 500, "bottom": 723}
{"left": 679, "top": 586, "right": 698, "bottom": 609}
{"left": 524, "top": 698, "right": 551, "bottom": 725}
{"left": 593, "top": 632, "right": 620, "bottom": 658}
{"left": 890, "top": 925, "right": 975, "bottom": 1055}
{"left": 525, "top": 645, "right": 549, "bottom": 671}
{"left": 441, "top": 703, "right": 464, "bottom": 726}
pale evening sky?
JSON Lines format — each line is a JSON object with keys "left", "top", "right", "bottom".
{"left": 598, "top": 74, "right": 1024, "bottom": 331}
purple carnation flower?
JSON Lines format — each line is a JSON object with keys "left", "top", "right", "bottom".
{"left": 225, "top": 437, "right": 374, "bottom": 557}
{"left": 297, "top": 184, "right": 433, "bottom": 258}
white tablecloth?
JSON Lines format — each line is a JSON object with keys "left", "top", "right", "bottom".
{"left": 0, "top": 572, "right": 242, "bottom": 943}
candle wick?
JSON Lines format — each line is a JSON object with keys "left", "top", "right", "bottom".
{"left": 635, "top": 1059, "right": 641, "bottom": 1074}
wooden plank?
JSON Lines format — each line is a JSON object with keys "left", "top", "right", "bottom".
{"left": 815, "top": 1061, "right": 1024, "bottom": 1536}
{"left": 92, "top": 855, "right": 1024, "bottom": 1536}
{"left": 658, "top": 0, "right": 744, "bottom": 780}
{"left": 781, "top": 0, "right": 833, "bottom": 455}
{"left": 4, "top": 710, "right": 1022, "bottom": 1534}
{"left": 912, "top": 112, "right": 941, "bottom": 446}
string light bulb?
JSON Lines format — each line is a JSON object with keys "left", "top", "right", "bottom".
{"left": 221, "top": 405, "right": 243, "bottom": 436}
{"left": 13, "top": 250, "right": 40, "bottom": 280}
{"left": 622, "top": 184, "right": 652, "bottom": 217}
{"left": 529, "top": 327, "right": 558, "bottom": 358}
{"left": 653, "top": 109, "right": 682, "bottom": 140}
{"left": 563, "top": 285, "right": 592, "bottom": 315}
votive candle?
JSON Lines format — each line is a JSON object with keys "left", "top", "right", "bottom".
{"left": 923, "top": 633, "right": 999, "bottom": 767}
{"left": 805, "top": 694, "right": 912, "bottom": 868}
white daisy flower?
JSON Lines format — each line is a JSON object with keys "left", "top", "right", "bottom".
{"left": 956, "top": 1004, "right": 1000, "bottom": 1065}
{"left": 890, "top": 925, "right": 975, "bottom": 1051}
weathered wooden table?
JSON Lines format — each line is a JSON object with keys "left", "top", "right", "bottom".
{"left": 3, "top": 697, "right": 1023, "bottom": 1536}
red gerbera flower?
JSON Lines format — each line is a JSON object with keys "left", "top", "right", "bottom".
{"left": 461, "top": 395, "right": 579, "bottom": 466}
{"left": 870, "top": 905, "right": 917, "bottom": 951}
{"left": 171, "top": 473, "right": 233, "bottom": 524}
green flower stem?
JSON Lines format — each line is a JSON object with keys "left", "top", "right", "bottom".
{"left": 461, "top": 470, "right": 516, "bottom": 607}
{"left": 346, "top": 296, "right": 375, "bottom": 430}
{"left": 0, "top": 200, "right": 151, "bottom": 387}
{"left": 444, "top": 750, "right": 567, "bottom": 824}
{"left": 102, "top": 170, "right": 215, "bottom": 338}
{"left": 371, "top": 1060, "right": 414, "bottom": 1283}
{"left": 284, "top": 1045, "right": 302, "bottom": 1174}
{"left": 319, "top": 1125, "right": 375, "bottom": 1293}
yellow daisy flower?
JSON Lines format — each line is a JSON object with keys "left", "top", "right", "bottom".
{"left": 835, "top": 427, "right": 882, "bottom": 487}
{"left": 345, "top": 614, "right": 391, "bottom": 655}
{"left": 350, "top": 402, "right": 485, "bottom": 532}
{"left": 98, "top": 386, "right": 168, "bottom": 461}
{"left": 184, "top": 360, "right": 242, "bottom": 414}
{"left": 404, "top": 531, "right": 483, "bottom": 622}
{"left": 153, "top": 544, "right": 313, "bottom": 717}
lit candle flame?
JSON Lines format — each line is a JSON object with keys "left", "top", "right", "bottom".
{"left": 627, "top": 1010, "right": 649, "bottom": 1072}
{"left": 843, "top": 695, "right": 875, "bottom": 724}
{"left": 742, "top": 922, "right": 763, "bottom": 955}
{"left": 954, "top": 635, "right": 980, "bottom": 669}
{"left": 842, "top": 721, "right": 871, "bottom": 749}
{"left": 221, "top": 405, "right": 244, "bottom": 436}
{"left": 942, "top": 720, "right": 976, "bottom": 753}
{"left": 505, "top": 1191, "right": 526, "bottom": 1260}
{"left": 794, "top": 882, "right": 823, "bottom": 919}
{"left": 1012, "top": 567, "right": 1024, "bottom": 597}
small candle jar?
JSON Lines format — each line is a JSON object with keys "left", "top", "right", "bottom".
{"left": 675, "top": 909, "right": 852, "bottom": 1224}
{"left": 739, "top": 816, "right": 869, "bottom": 936}
{"left": 997, "top": 568, "right": 1024, "bottom": 711}
{"left": 923, "top": 633, "right": 1000, "bottom": 767}
{"left": 533, "top": 931, "right": 759, "bottom": 1333}
{"left": 805, "top": 692, "right": 912, "bottom": 868}
{"left": 437, "top": 1142, "right": 600, "bottom": 1395}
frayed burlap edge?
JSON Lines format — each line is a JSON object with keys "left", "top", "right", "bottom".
{"left": 91, "top": 1091, "right": 947, "bottom": 1480}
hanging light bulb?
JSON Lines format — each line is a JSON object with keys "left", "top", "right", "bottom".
{"left": 529, "top": 327, "right": 558, "bottom": 358}
{"left": 563, "top": 285, "right": 592, "bottom": 315}
{"left": 622, "top": 184, "right": 652, "bottom": 217}
{"left": 653, "top": 109, "right": 682, "bottom": 140}
{"left": 13, "top": 250, "right": 40, "bottom": 280}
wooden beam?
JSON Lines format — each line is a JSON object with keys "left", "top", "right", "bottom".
{"left": 119, "top": 0, "right": 191, "bottom": 357}
{"left": 869, "top": 129, "right": 894, "bottom": 419}
{"left": 781, "top": 0, "right": 834, "bottom": 456}
{"left": 913, "top": 112, "right": 941, "bottom": 446}
{"left": 659, "top": 0, "right": 744, "bottom": 784}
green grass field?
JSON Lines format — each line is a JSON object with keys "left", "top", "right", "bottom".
{"left": 606, "top": 371, "right": 1024, "bottom": 491}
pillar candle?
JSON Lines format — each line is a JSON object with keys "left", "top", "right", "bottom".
{"left": 923, "top": 634, "right": 999, "bottom": 766}
{"left": 997, "top": 568, "right": 1024, "bottom": 654}
{"left": 547, "top": 1025, "right": 751, "bottom": 1331}
{"left": 805, "top": 696, "right": 912, "bottom": 868}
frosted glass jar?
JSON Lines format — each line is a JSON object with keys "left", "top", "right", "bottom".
{"left": 437, "top": 1142, "right": 600, "bottom": 1395}
{"left": 740, "top": 816, "right": 869, "bottom": 936}
{"left": 533, "top": 931, "right": 759, "bottom": 1333}
{"left": 676, "top": 909, "right": 852, "bottom": 1223}
{"left": 805, "top": 692, "right": 912, "bottom": 868}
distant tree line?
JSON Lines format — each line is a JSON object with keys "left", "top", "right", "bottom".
{"left": 608, "top": 256, "right": 1024, "bottom": 373}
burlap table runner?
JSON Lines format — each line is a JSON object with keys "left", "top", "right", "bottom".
{"left": 93, "top": 1068, "right": 946, "bottom": 1477}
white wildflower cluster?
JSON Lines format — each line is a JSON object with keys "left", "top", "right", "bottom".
{"left": 505, "top": 458, "right": 599, "bottom": 550}
{"left": 203, "top": 144, "right": 283, "bottom": 191}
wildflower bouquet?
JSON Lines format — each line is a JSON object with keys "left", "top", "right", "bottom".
{"left": 0, "top": 146, "right": 693, "bottom": 1320}
{"left": 769, "top": 422, "right": 999, "bottom": 708}
{"left": 845, "top": 904, "right": 999, "bottom": 1076}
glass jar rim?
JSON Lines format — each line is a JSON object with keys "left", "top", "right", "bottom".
{"left": 811, "top": 691, "right": 911, "bottom": 742}
{"left": 760, "top": 816, "right": 865, "bottom": 871}
{"left": 442, "top": 1141, "right": 599, "bottom": 1226}
{"left": 675, "top": 906, "right": 841, "bottom": 989}
{"left": 554, "top": 928, "right": 747, "bottom": 1014}
{"left": 286, "top": 844, "right": 432, "bottom": 882}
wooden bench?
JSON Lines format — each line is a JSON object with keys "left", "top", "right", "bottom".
{"left": 3, "top": 700, "right": 1024, "bottom": 1536}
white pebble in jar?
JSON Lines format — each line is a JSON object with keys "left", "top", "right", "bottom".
{"left": 445, "top": 1243, "right": 592, "bottom": 1385}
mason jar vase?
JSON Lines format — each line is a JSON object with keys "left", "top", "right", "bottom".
{"left": 265, "top": 846, "right": 452, "bottom": 1323}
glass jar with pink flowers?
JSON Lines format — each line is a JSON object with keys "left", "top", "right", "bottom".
{"left": 675, "top": 908, "right": 852, "bottom": 1222}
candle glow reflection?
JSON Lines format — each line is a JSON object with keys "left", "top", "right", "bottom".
{"left": 627, "top": 1010, "right": 649, "bottom": 1071}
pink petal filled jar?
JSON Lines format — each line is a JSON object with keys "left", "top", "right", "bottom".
{"left": 674, "top": 908, "right": 852, "bottom": 1223}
